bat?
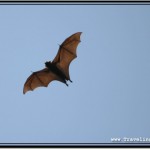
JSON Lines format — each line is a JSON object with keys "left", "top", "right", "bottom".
{"left": 23, "top": 32, "right": 82, "bottom": 94}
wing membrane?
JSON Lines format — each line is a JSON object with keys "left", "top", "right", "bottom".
{"left": 52, "top": 32, "right": 82, "bottom": 80}
{"left": 23, "top": 68, "right": 64, "bottom": 94}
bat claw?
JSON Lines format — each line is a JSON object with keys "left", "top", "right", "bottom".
{"left": 69, "top": 79, "right": 73, "bottom": 82}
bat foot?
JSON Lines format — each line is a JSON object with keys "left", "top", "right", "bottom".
{"left": 65, "top": 83, "right": 69, "bottom": 86}
{"left": 69, "top": 79, "right": 73, "bottom": 83}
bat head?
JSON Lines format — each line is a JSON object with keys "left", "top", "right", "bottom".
{"left": 45, "top": 61, "right": 52, "bottom": 68}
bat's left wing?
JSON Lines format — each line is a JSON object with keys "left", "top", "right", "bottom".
{"left": 23, "top": 68, "right": 64, "bottom": 94}
{"left": 52, "top": 32, "right": 82, "bottom": 80}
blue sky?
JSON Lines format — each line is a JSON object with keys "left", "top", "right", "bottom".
{"left": 0, "top": 4, "right": 150, "bottom": 144}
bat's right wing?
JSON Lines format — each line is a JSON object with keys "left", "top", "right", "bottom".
{"left": 52, "top": 32, "right": 82, "bottom": 80}
{"left": 23, "top": 68, "right": 64, "bottom": 94}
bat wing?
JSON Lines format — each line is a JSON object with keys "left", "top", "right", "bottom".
{"left": 23, "top": 68, "right": 64, "bottom": 94}
{"left": 52, "top": 32, "right": 82, "bottom": 80}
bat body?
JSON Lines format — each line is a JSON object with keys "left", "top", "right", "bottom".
{"left": 45, "top": 61, "right": 70, "bottom": 86}
{"left": 23, "top": 32, "right": 82, "bottom": 94}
